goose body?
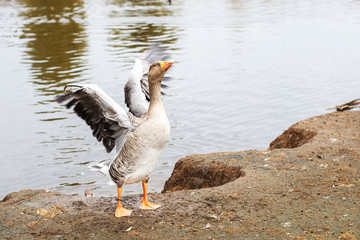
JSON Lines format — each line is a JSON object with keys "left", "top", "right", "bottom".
{"left": 56, "top": 47, "right": 174, "bottom": 217}
{"left": 110, "top": 100, "right": 170, "bottom": 185}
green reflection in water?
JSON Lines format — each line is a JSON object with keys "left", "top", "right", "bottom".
{"left": 18, "top": 0, "right": 88, "bottom": 96}
{"left": 108, "top": 23, "right": 179, "bottom": 50}
{"left": 109, "top": 0, "right": 173, "bottom": 17}
{"left": 107, "top": 0, "right": 179, "bottom": 61}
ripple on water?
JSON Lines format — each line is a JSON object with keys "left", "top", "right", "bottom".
{"left": 1, "top": 0, "right": 360, "bottom": 198}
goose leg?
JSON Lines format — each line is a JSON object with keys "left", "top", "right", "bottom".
{"left": 115, "top": 187, "right": 132, "bottom": 217}
{"left": 140, "top": 181, "right": 161, "bottom": 210}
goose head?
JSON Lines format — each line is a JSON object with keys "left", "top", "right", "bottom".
{"left": 148, "top": 60, "right": 174, "bottom": 84}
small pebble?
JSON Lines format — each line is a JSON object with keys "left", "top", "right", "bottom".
{"left": 84, "top": 189, "right": 94, "bottom": 197}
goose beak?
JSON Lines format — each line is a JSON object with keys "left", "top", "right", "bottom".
{"left": 160, "top": 60, "right": 174, "bottom": 71}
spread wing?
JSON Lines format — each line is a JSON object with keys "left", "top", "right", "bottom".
{"left": 56, "top": 84, "right": 136, "bottom": 153}
{"left": 124, "top": 44, "right": 170, "bottom": 117}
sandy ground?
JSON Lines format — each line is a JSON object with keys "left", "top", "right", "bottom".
{"left": 0, "top": 111, "right": 359, "bottom": 240}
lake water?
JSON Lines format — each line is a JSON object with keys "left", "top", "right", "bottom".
{"left": 1, "top": 0, "right": 360, "bottom": 199}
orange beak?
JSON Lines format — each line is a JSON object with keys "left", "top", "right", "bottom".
{"left": 160, "top": 61, "right": 174, "bottom": 71}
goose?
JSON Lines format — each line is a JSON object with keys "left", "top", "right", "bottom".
{"left": 56, "top": 48, "right": 174, "bottom": 217}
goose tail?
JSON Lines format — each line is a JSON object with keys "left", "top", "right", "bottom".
{"left": 89, "top": 161, "right": 116, "bottom": 186}
{"left": 89, "top": 161, "right": 111, "bottom": 176}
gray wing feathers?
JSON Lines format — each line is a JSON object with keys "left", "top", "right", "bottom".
{"left": 124, "top": 59, "right": 149, "bottom": 117}
{"left": 125, "top": 44, "right": 171, "bottom": 117}
{"left": 56, "top": 84, "right": 136, "bottom": 153}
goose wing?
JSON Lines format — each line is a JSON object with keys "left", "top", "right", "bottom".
{"left": 124, "top": 59, "right": 149, "bottom": 117}
{"left": 56, "top": 84, "right": 136, "bottom": 153}
{"left": 124, "top": 44, "right": 170, "bottom": 117}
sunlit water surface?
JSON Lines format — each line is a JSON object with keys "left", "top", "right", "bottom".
{"left": 1, "top": 0, "right": 360, "bottom": 198}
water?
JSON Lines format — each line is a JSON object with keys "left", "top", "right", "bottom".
{"left": 1, "top": 0, "right": 360, "bottom": 199}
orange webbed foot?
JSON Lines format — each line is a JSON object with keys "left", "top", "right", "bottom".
{"left": 115, "top": 206, "right": 132, "bottom": 217}
{"left": 140, "top": 181, "right": 161, "bottom": 210}
{"left": 140, "top": 200, "right": 161, "bottom": 210}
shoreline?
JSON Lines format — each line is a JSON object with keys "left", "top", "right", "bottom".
{"left": 1, "top": 111, "right": 359, "bottom": 239}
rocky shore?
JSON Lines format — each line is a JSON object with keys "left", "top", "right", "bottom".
{"left": 1, "top": 111, "right": 359, "bottom": 239}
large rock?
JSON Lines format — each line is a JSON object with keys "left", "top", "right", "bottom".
{"left": 163, "top": 111, "right": 360, "bottom": 193}
{"left": 162, "top": 152, "right": 245, "bottom": 193}
{"left": 268, "top": 127, "right": 316, "bottom": 150}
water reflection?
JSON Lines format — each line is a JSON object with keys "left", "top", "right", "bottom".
{"left": 1, "top": 0, "right": 360, "bottom": 199}
{"left": 18, "top": 0, "right": 88, "bottom": 97}
{"left": 108, "top": 0, "right": 173, "bottom": 17}
{"left": 108, "top": 23, "right": 179, "bottom": 56}
{"left": 107, "top": 0, "right": 180, "bottom": 65}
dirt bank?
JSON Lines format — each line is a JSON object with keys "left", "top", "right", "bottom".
{"left": 1, "top": 111, "right": 359, "bottom": 239}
